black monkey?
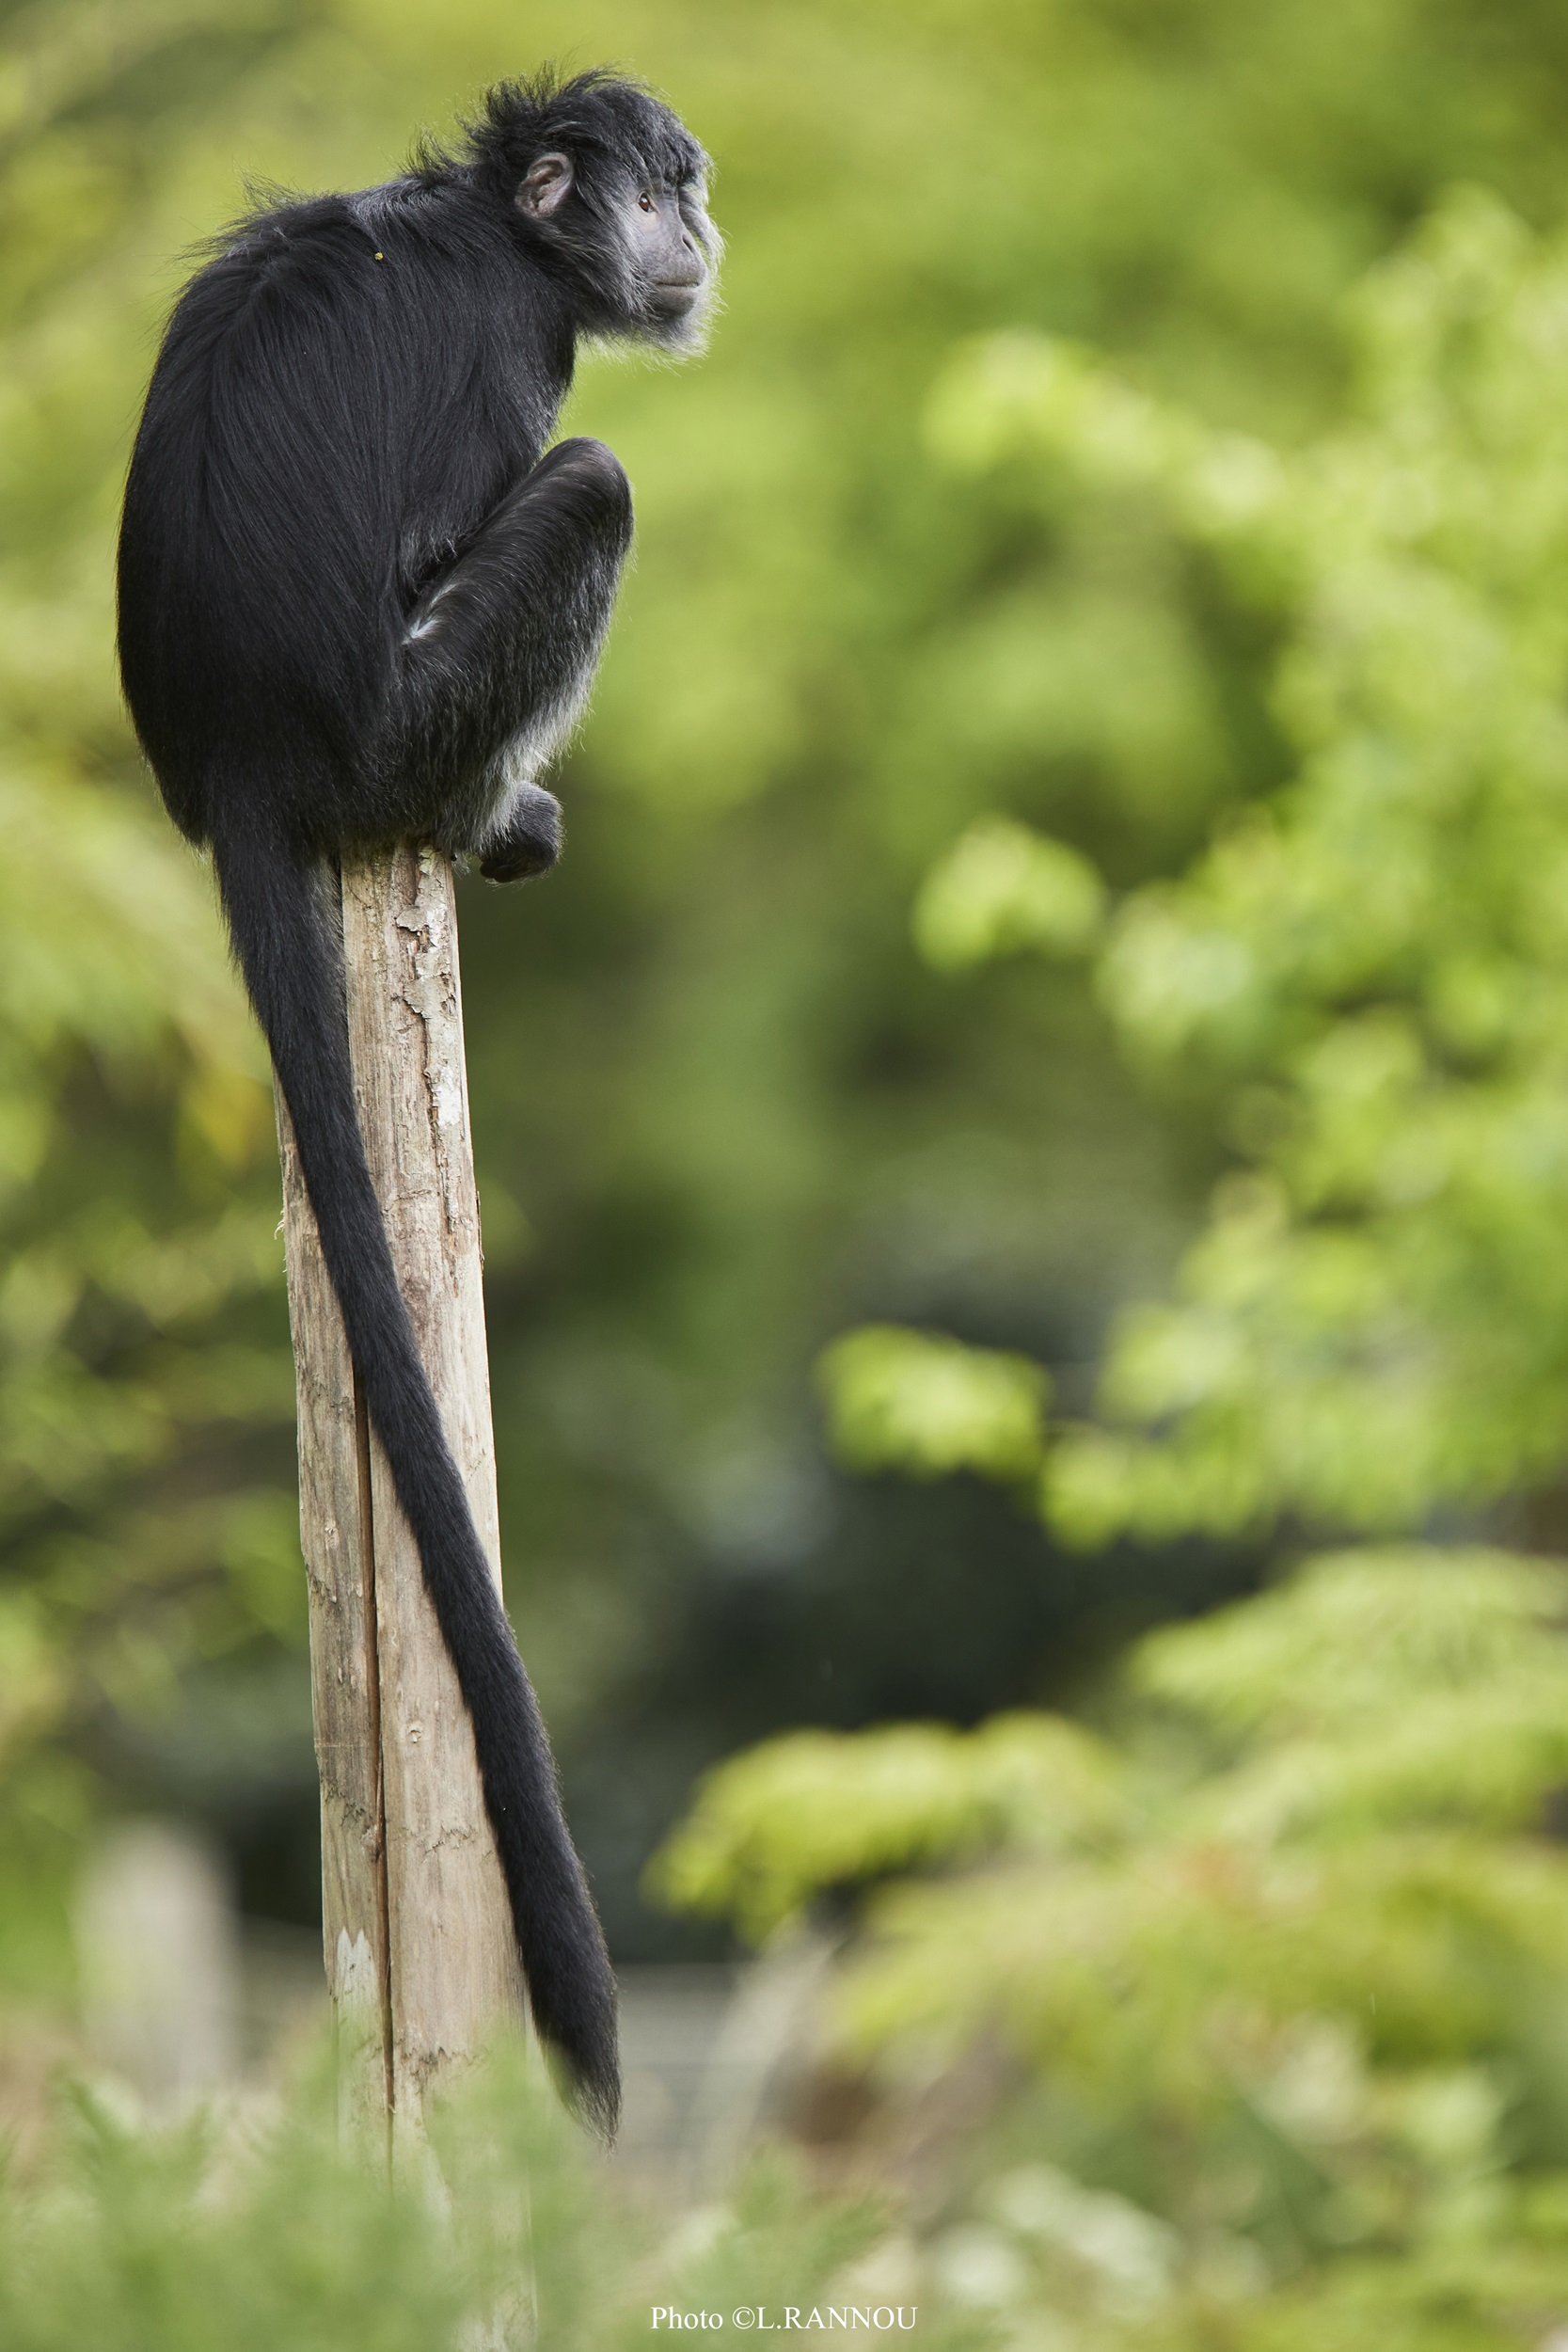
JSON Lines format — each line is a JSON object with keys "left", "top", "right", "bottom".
{"left": 116, "top": 71, "right": 720, "bottom": 2137}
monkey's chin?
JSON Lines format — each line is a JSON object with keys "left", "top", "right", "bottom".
{"left": 651, "top": 281, "right": 703, "bottom": 318}
{"left": 643, "top": 284, "right": 711, "bottom": 355}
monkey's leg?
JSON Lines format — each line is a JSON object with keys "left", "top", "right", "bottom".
{"left": 393, "top": 437, "right": 632, "bottom": 868}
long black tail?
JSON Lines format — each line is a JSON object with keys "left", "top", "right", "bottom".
{"left": 213, "top": 808, "right": 619, "bottom": 2137}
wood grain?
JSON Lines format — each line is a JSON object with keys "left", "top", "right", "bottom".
{"left": 278, "top": 844, "right": 523, "bottom": 2150}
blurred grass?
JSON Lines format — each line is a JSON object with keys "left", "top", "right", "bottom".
{"left": 0, "top": 2038, "right": 969, "bottom": 2352}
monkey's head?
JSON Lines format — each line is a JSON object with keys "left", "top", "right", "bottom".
{"left": 466, "top": 71, "right": 720, "bottom": 352}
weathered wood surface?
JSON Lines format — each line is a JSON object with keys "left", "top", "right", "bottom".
{"left": 277, "top": 1082, "right": 390, "bottom": 2144}
{"left": 277, "top": 843, "right": 524, "bottom": 2151}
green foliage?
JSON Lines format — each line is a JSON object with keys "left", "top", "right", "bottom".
{"left": 912, "top": 821, "right": 1106, "bottom": 973}
{"left": 847, "top": 189, "right": 1568, "bottom": 1546}
{"left": 7, "top": 6, "right": 1568, "bottom": 2339}
{"left": 11, "top": 0, "right": 1568, "bottom": 1964}
{"left": 0, "top": 2042, "right": 927, "bottom": 2351}
{"left": 816, "top": 1327, "right": 1048, "bottom": 1484}
{"left": 650, "top": 1713, "right": 1127, "bottom": 1941}
{"left": 1055, "top": 191, "right": 1568, "bottom": 1539}
{"left": 658, "top": 1546, "right": 1568, "bottom": 2346}
{"left": 0, "top": 1, "right": 303, "bottom": 1978}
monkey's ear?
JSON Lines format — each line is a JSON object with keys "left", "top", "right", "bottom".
{"left": 516, "top": 153, "right": 574, "bottom": 217}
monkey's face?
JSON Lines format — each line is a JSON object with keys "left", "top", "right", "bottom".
{"left": 515, "top": 148, "right": 720, "bottom": 351}
{"left": 630, "top": 181, "right": 712, "bottom": 329}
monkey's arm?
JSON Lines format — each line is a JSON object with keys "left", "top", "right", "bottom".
{"left": 392, "top": 437, "right": 632, "bottom": 842}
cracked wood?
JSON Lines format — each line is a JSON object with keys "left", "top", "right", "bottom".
{"left": 279, "top": 843, "right": 523, "bottom": 2148}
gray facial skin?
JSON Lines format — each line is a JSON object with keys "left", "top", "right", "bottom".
{"left": 515, "top": 151, "right": 714, "bottom": 327}
{"left": 630, "top": 181, "right": 709, "bottom": 315}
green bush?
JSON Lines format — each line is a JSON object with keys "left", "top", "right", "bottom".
{"left": 657, "top": 1547, "right": 1568, "bottom": 2346}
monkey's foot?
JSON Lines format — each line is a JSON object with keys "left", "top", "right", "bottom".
{"left": 479, "top": 785, "right": 562, "bottom": 883}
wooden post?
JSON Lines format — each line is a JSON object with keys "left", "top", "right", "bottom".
{"left": 277, "top": 843, "right": 524, "bottom": 2155}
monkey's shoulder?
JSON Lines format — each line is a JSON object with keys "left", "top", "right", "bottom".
{"left": 166, "top": 181, "right": 508, "bottom": 366}
{"left": 187, "top": 193, "right": 376, "bottom": 306}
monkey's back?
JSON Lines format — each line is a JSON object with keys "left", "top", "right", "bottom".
{"left": 117, "top": 181, "right": 565, "bottom": 850}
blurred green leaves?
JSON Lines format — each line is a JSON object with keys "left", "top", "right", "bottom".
{"left": 0, "top": 0, "right": 305, "bottom": 1978}
{"left": 0, "top": 2041, "right": 922, "bottom": 2352}
{"left": 651, "top": 1712, "right": 1126, "bottom": 1941}
{"left": 11, "top": 0, "right": 1568, "bottom": 1976}
{"left": 896, "top": 190, "right": 1568, "bottom": 1545}
{"left": 817, "top": 1326, "right": 1048, "bottom": 1483}
{"left": 913, "top": 820, "right": 1106, "bottom": 973}
{"left": 659, "top": 1546, "right": 1568, "bottom": 2345}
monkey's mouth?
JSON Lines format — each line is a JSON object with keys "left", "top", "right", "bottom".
{"left": 652, "top": 279, "right": 703, "bottom": 313}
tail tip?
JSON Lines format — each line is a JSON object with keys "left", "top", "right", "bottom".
{"left": 540, "top": 2032, "right": 622, "bottom": 2146}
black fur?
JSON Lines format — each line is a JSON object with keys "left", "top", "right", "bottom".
{"left": 116, "top": 70, "right": 719, "bottom": 2140}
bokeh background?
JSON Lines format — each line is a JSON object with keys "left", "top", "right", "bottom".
{"left": 16, "top": 0, "right": 1568, "bottom": 2342}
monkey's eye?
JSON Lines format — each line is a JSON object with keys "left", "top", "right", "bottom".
{"left": 638, "top": 193, "right": 655, "bottom": 213}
